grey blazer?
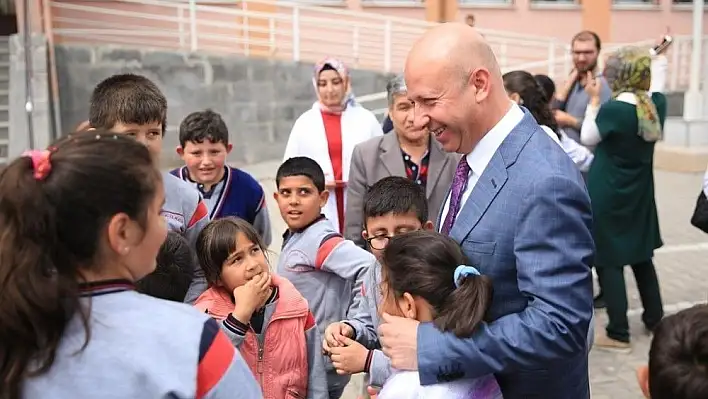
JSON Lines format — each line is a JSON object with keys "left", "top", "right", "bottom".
{"left": 344, "top": 132, "right": 460, "bottom": 247}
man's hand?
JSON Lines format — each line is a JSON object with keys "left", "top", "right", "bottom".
{"left": 329, "top": 337, "right": 368, "bottom": 375}
{"left": 322, "top": 322, "right": 354, "bottom": 354}
{"left": 378, "top": 312, "right": 420, "bottom": 371}
{"left": 554, "top": 110, "right": 579, "bottom": 129}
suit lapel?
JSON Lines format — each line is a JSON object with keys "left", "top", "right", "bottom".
{"left": 425, "top": 137, "right": 450, "bottom": 200}
{"left": 379, "top": 134, "right": 406, "bottom": 176}
{"left": 450, "top": 155, "right": 508, "bottom": 243}
{"left": 449, "top": 110, "right": 537, "bottom": 242}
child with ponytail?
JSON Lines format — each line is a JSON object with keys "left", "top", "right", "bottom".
{"left": 0, "top": 131, "right": 260, "bottom": 399}
{"left": 375, "top": 230, "right": 502, "bottom": 398}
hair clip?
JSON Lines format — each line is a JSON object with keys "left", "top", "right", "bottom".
{"left": 454, "top": 265, "right": 481, "bottom": 288}
{"left": 22, "top": 149, "right": 52, "bottom": 181}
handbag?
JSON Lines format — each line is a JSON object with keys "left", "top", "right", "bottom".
{"left": 690, "top": 190, "right": 708, "bottom": 233}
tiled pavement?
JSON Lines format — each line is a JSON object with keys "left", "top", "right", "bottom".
{"left": 241, "top": 160, "right": 708, "bottom": 399}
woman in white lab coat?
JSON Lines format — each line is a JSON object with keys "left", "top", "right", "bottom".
{"left": 283, "top": 58, "right": 383, "bottom": 233}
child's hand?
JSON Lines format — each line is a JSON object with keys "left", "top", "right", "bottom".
{"left": 323, "top": 322, "right": 354, "bottom": 354}
{"left": 232, "top": 272, "right": 272, "bottom": 324}
{"left": 330, "top": 337, "right": 368, "bottom": 375}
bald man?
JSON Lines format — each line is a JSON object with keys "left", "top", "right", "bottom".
{"left": 377, "top": 23, "right": 594, "bottom": 399}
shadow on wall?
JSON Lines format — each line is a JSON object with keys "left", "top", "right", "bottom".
{"left": 54, "top": 44, "right": 394, "bottom": 168}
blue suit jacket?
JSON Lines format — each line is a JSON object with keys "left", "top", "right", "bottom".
{"left": 418, "top": 110, "right": 595, "bottom": 399}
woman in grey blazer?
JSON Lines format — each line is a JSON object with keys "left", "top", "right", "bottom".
{"left": 344, "top": 75, "right": 460, "bottom": 247}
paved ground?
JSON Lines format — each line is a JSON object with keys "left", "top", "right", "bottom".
{"left": 240, "top": 161, "right": 708, "bottom": 399}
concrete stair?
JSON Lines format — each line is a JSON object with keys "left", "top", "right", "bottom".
{"left": 0, "top": 36, "right": 8, "bottom": 166}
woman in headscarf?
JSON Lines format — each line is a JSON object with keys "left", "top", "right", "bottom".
{"left": 580, "top": 46, "right": 666, "bottom": 352}
{"left": 283, "top": 58, "right": 383, "bottom": 234}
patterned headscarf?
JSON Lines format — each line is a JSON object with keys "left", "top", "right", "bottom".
{"left": 603, "top": 46, "right": 662, "bottom": 142}
{"left": 313, "top": 57, "right": 352, "bottom": 114}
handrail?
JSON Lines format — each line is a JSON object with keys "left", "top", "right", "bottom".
{"left": 356, "top": 34, "right": 706, "bottom": 117}
{"left": 49, "top": 0, "right": 568, "bottom": 73}
{"left": 22, "top": 0, "right": 35, "bottom": 148}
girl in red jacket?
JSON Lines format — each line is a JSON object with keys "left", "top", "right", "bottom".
{"left": 194, "top": 217, "right": 328, "bottom": 399}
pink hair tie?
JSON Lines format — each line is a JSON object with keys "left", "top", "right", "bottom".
{"left": 22, "top": 149, "right": 52, "bottom": 181}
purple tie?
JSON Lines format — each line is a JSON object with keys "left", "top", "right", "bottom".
{"left": 441, "top": 157, "right": 471, "bottom": 235}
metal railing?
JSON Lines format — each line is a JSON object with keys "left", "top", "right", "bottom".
{"left": 49, "top": 0, "right": 570, "bottom": 73}
{"left": 358, "top": 35, "right": 708, "bottom": 117}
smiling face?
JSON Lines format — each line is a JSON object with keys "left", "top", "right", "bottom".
{"left": 405, "top": 59, "right": 482, "bottom": 154}
{"left": 317, "top": 68, "right": 347, "bottom": 108}
{"left": 178, "top": 140, "right": 231, "bottom": 187}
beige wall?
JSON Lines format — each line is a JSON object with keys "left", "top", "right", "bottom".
{"left": 13, "top": 0, "right": 707, "bottom": 78}
{"left": 367, "top": 0, "right": 706, "bottom": 42}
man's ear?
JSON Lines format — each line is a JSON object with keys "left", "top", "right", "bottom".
{"left": 176, "top": 146, "right": 184, "bottom": 157}
{"left": 226, "top": 143, "right": 233, "bottom": 154}
{"left": 361, "top": 230, "right": 369, "bottom": 240}
{"left": 422, "top": 221, "right": 434, "bottom": 231}
{"left": 636, "top": 365, "right": 651, "bottom": 398}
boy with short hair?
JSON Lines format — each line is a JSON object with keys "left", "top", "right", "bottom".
{"left": 274, "top": 156, "right": 374, "bottom": 399}
{"left": 172, "top": 109, "right": 272, "bottom": 246}
{"left": 136, "top": 232, "right": 195, "bottom": 302}
{"left": 636, "top": 304, "right": 708, "bottom": 399}
{"left": 324, "top": 176, "right": 433, "bottom": 391}
{"left": 89, "top": 73, "right": 210, "bottom": 303}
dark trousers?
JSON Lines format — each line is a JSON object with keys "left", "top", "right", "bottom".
{"left": 598, "top": 260, "right": 664, "bottom": 342}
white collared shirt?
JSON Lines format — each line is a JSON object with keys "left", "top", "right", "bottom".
{"left": 439, "top": 103, "right": 524, "bottom": 228}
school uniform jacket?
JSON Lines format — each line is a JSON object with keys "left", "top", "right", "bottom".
{"left": 162, "top": 171, "right": 211, "bottom": 304}
{"left": 22, "top": 280, "right": 262, "bottom": 399}
{"left": 276, "top": 215, "right": 375, "bottom": 391}
{"left": 171, "top": 166, "right": 272, "bottom": 246}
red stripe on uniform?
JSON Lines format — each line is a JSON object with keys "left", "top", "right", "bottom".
{"left": 304, "top": 311, "right": 316, "bottom": 330}
{"left": 315, "top": 235, "right": 344, "bottom": 269}
{"left": 196, "top": 330, "right": 235, "bottom": 398}
{"left": 188, "top": 200, "right": 209, "bottom": 229}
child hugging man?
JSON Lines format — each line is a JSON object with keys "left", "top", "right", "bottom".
{"left": 322, "top": 176, "right": 433, "bottom": 393}
{"left": 172, "top": 109, "right": 272, "bottom": 246}
{"left": 88, "top": 73, "right": 210, "bottom": 303}
{"left": 274, "top": 156, "right": 374, "bottom": 399}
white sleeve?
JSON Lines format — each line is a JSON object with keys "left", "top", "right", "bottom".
{"left": 580, "top": 104, "right": 602, "bottom": 147}
{"left": 649, "top": 55, "right": 668, "bottom": 94}
{"left": 702, "top": 164, "right": 708, "bottom": 198}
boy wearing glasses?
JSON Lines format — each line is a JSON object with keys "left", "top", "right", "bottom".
{"left": 323, "top": 176, "right": 434, "bottom": 391}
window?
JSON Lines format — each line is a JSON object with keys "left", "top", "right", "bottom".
{"left": 613, "top": 0, "right": 658, "bottom": 3}
{"left": 458, "top": 0, "right": 512, "bottom": 4}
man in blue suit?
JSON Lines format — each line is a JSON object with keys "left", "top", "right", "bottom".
{"left": 377, "top": 23, "right": 595, "bottom": 398}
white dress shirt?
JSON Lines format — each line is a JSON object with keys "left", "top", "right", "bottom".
{"left": 439, "top": 103, "right": 524, "bottom": 227}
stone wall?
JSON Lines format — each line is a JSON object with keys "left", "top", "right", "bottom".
{"left": 55, "top": 44, "right": 393, "bottom": 167}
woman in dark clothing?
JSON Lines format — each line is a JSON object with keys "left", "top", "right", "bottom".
{"left": 580, "top": 46, "right": 666, "bottom": 352}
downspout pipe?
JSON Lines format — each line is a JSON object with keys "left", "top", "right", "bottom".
{"left": 22, "top": 0, "right": 35, "bottom": 148}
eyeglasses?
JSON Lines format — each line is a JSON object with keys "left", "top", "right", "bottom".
{"left": 366, "top": 235, "right": 393, "bottom": 251}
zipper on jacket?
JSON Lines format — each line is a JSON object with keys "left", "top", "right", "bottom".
{"left": 257, "top": 341, "right": 264, "bottom": 385}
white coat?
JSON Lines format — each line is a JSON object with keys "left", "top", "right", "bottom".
{"left": 283, "top": 103, "right": 383, "bottom": 232}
